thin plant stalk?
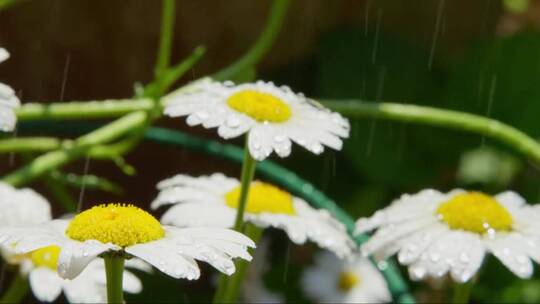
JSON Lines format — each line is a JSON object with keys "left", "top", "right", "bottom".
{"left": 221, "top": 224, "right": 264, "bottom": 303}
{"left": 213, "top": 138, "right": 257, "bottom": 303}
{"left": 104, "top": 254, "right": 125, "bottom": 304}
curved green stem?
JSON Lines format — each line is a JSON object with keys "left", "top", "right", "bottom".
{"left": 104, "top": 254, "right": 125, "bottom": 304}
{"left": 213, "top": 0, "right": 290, "bottom": 81}
{"left": 155, "top": 0, "right": 175, "bottom": 74}
{"left": 322, "top": 100, "right": 540, "bottom": 167}
{"left": 0, "top": 273, "right": 29, "bottom": 304}
{"left": 154, "top": 0, "right": 176, "bottom": 98}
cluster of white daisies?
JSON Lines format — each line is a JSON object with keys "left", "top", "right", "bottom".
{"left": 1, "top": 45, "right": 540, "bottom": 303}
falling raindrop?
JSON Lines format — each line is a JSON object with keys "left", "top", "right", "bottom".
{"left": 371, "top": 9, "right": 383, "bottom": 64}
{"left": 481, "top": 75, "right": 497, "bottom": 146}
{"left": 428, "top": 0, "right": 445, "bottom": 70}
{"left": 60, "top": 53, "right": 71, "bottom": 102}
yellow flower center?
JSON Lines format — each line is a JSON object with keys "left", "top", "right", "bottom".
{"left": 436, "top": 192, "right": 513, "bottom": 234}
{"left": 225, "top": 182, "right": 295, "bottom": 215}
{"left": 29, "top": 246, "right": 60, "bottom": 270}
{"left": 66, "top": 204, "right": 165, "bottom": 247}
{"left": 226, "top": 90, "right": 292, "bottom": 122}
{"left": 337, "top": 271, "right": 360, "bottom": 292}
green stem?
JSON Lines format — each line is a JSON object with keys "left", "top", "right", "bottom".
{"left": 104, "top": 254, "right": 125, "bottom": 304}
{"left": 220, "top": 224, "right": 263, "bottom": 303}
{"left": 322, "top": 100, "right": 540, "bottom": 167}
{"left": 233, "top": 138, "right": 257, "bottom": 231}
{"left": 213, "top": 142, "right": 257, "bottom": 304}
{"left": 0, "top": 137, "right": 62, "bottom": 153}
{"left": 155, "top": 0, "right": 176, "bottom": 93}
{"left": 0, "top": 273, "right": 29, "bottom": 304}
{"left": 16, "top": 99, "right": 154, "bottom": 121}
{"left": 213, "top": 0, "right": 290, "bottom": 81}
{"left": 452, "top": 281, "right": 473, "bottom": 304}
{"left": 2, "top": 112, "right": 148, "bottom": 187}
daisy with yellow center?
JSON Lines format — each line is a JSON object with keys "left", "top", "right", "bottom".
{"left": 16, "top": 245, "right": 148, "bottom": 303}
{"left": 0, "top": 48, "right": 20, "bottom": 132}
{"left": 152, "top": 173, "right": 355, "bottom": 258}
{"left": 0, "top": 203, "right": 255, "bottom": 299}
{"left": 163, "top": 80, "right": 350, "bottom": 160}
{"left": 301, "top": 251, "right": 391, "bottom": 303}
{"left": 355, "top": 189, "right": 540, "bottom": 282}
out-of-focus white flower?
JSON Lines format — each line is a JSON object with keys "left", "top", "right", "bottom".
{"left": 0, "top": 204, "right": 255, "bottom": 281}
{"left": 0, "top": 48, "right": 20, "bottom": 132}
{"left": 356, "top": 190, "right": 540, "bottom": 282}
{"left": 17, "top": 245, "right": 148, "bottom": 303}
{"left": 164, "top": 80, "right": 349, "bottom": 160}
{"left": 152, "top": 173, "right": 355, "bottom": 258}
{"left": 302, "top": 251, "right": 391, "bottom": 303}
{"left": 0, "top": 182, "right": 51, "bottom": 226}
{"left": 242, "top": 238, "right": 283, "bottom": 303}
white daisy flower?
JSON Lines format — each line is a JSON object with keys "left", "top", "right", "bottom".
{"left": 0, "top": 48, "right": 20, "bottom": 132}
{"left": 16, "top": 245, "right": 147, "bottom": 303}
{"left": 163, "top": 80, "right": 349, "bottom": 160}
{"left": 152, "top": 173, "right": 355, "bottom": 258}
{"left": 356, "top": 189, "right": 540, "bottom": 283}
{"left": 0, "top": 203, "right": 255, "bottom": 281}
{"left": 302, "top": 251, "right": 391, "bottom": 303}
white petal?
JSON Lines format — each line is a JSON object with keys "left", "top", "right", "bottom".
{"left": 125, "top": 258, "right": 153, "bottom": 273}
{"left": 487, "top": 233, "right": 534, "bottom": 279}
{"left": 152, "top": 187, "right": 223, "bottom": 209}
{"left": 0, "top": 48, "right": 8, "bottom": 63}
{"left": 160, "top": 202, "right": 235, "bottom": 228}
{"left": 495, "top": 191, "right": 525, "bottom": 211}
{"left": 168, "top": 227, "right": 255, "bottom": 248}
{"left": 248, "top": 124, "right": 276, "bottom": 161}
{"left": 29, "top": 268, "right": 63, "bottom": 302}
{"left": 217, "top": 113, "right": 253, "bottom": 139}
{"left": 355, "top": 189, "right": 445, "bottom": 234}
{"left": 398, "top": 223, "right": 449, "bottom": 265}
{"left": 361, "top": 216, "right": 438, "bottom": 257}
{"left": 0, "top": 82, "right": 20, "bottom": 108}
{"left": 64, "top": 280, "right": 106, "bottom": 304}
{"left": 126, "top": 240, "right": 201, "bottom": 280}
{"left": 122, "top": 270, "right": 143, "bottom": 294}
{"left": 58, "top": 240, "right": 117, "bottom": 279}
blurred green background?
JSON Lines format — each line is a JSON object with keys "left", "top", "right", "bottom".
{"left": 2, "top": 0, "right": 540, "bottom": 302}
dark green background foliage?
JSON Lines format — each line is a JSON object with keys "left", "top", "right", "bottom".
{"left": 2, "top": 0, "right": 540, "bottom": 302}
